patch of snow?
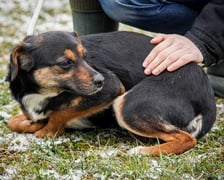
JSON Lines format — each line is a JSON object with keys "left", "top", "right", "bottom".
{"left": 217, "top": 103, "right": 224, "bottom": 113}
{"left": 93, "top": 173, "right": 107, "bottom": 180}
{"left": 148, "top": 159, "right": 162, "bottom": 179}
{"left": 98, "top": 147, "right": 119, "bottom": 158}
{"left": 35, "top": 136, "right": 71, "bottom": 151}
{"left": 0, "top": 167, "right": 17, "bottom": 180}
{"left": 0, "top": 111, "right": 11, "bottom": 120}
{"left": 182, "top": 173, "right": 196, "bottom": 180}
{"left": 8, "top": 133, "right": 35, "bottom": 152}
{"left": 39, "top": 168, "right": 83, "bottom": 180}
{"left": 44, "top": 0, "right": 63, "bottom": 9}
{"left": 68, "top": 169, "right": 84, "bottom": 180}
{"left": 1, "top": 131, "right": 71, "bottom": 153}
{"left": 0, "top": 0, "right": 73, "bottom": 43}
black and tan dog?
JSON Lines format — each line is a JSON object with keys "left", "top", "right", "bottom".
{"left": 6, "top": 31, "right": 216, "bottom": 156}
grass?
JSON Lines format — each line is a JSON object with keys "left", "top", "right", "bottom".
{"left": 0, "top": 1, "right": 224, "bottom": 179}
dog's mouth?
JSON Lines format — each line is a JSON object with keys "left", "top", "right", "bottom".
{"left": 64, "top": 83, "right": 103, "bottom": 96}
{"left": 63, "top": 83, "right": 104, "bottom": 95}
{"left": 79, "top": 83, "right": 104, "bottom": 95}
{"left": 62, "top": 73, "right": 105, "bottom": 95}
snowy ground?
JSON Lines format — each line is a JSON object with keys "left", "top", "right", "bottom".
{"left": 0, "top": 0, "right": 73, "bottom": 41}
{"left": 0, "top": 1, "right": 223, "bottom": 179}
{"left": 0, "top": 1, "right": 164, "bottom": 178}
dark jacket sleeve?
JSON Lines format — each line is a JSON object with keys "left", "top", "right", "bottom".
{"left": 185, "top": 0, "right": 224, "bottom": 66}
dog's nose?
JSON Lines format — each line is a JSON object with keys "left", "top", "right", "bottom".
{"left": 93, "top": 73, "right": 104, "bottom": 88}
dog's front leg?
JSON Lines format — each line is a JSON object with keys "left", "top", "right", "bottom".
{"left": 34, "top": 110, "right": 74, "bottom": 138}
{"left": 8, "top": 114, "right": 46, "bottom": 133}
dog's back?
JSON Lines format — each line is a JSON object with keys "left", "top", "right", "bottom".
{"left": 82, "top": 31, "right": 216, "bottom": 138}
{"left": 118, "top": 62, "right": 216, "bottom": 138}
{"left": 81, "top": 31, "right": 152, "bottom": 89}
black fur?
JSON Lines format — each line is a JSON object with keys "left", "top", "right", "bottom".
{"left": 81, "top": 32, "right": 216, "bottom": 138}
{"left": 7, "top": 31, "right": 216, "bottom": 139}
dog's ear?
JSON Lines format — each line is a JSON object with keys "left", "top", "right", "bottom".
{"left": 71, "top": 32, "right": 82, "bottom": 44}
{"left": 8, "top": 43, "right": 34, "bottom": 81}
{"left": 70, "top": 32, "right": 87, "bottom": 57}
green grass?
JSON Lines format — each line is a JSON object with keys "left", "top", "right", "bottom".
{"left": 0, "top": 1, "right": 224, "bottom": 179}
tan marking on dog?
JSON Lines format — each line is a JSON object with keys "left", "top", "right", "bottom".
{"left": 34, "top": 66, "right": 76, "bottom": 88}
{"left": 128, "top": 131, "right": 197, "bottom": 156}
{"left": 59, "top": 97, "right": 83, "bottom": 110}
{"left": 39, "top": 88, "right": 62, "bottom": 96}
{"left": 113, "top": 93, "right": 126, "bottom": 129}
{"left": 8, "top": 114, "right": 45, "bottom": 133}
{"left": 34, "top": 65, "right": 82, "bottom": 81}
{"left": 64, "top": 49, "right": 76, "bottom": 61}
{"left": 70, "top": 97, "right": 82, "bottom": 107}
{"left": 34, "top": 66, "right": 94, "bottom": 95}
{"left": 76, "top": 66, "right": 93, "bottom": 82}
{"left": 34, "top": 100, "right": 114, "bottom": 138}
{"left": 77, "top": 44, "right": 85, "bottom": 57}
{"left": 118, "top": 84, "right": 126, "bottom": 95}
{"left": 74, "top": 33, "right": 82, "bottom": 44}
{"left": 113, "top": 92, "right": 196, "bottom": 156}
{"left": 33, "top": 67, "right": 60, "bottom": 88}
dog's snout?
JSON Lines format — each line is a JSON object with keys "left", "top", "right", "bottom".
{"left": 93, "top": 73, "right": 104, "bottom": 88}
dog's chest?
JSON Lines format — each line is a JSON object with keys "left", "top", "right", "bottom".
{"left": 22, "top": 93, "right": 55, "bottom": 121}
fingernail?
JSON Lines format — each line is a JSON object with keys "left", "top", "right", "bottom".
{"left": 167, "top": 66, "right": 173, "bottom": 72}
{"left": 142, "top": 61, "right": 147, "bottom": 67}
{"left": 152, "top": 69, "right": 160, "bottom": 75}
{"left": 144, "top": 68, "right": 151, "bottom": 75}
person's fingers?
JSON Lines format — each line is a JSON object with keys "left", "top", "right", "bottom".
{"left": 143, "top": 38, "right": 173, "bottom": 74}
{"left": 144, "top": 44, "right": 177, "bottom": 75}
{"left": 143, "top": 34, "right": 204, "bottom": 76}
{"left": 150, "top": 49, "right": 183, "bottom": 75}
{"left": 150, "top": 33, "right": 165, "bottom": 44}
{"left": 167, "top": 54, "right": 198, "bottom": 72}
{"left": 142, "top": 34, "right": 166, "bottom": 69}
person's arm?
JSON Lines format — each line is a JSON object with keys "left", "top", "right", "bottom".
{"left": 185, "top": 0, "right": 224, "bottom": 67}
{"left": 143, "top": 0, "right": 224, "bottom": 75}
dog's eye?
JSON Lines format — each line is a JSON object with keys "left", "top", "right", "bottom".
{"left": 57, "top": 59, "right": 73, "bottom": 69}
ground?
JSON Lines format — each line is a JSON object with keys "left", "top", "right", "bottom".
{"left": 0, "top": 1, "right": 223, "bottom": 179}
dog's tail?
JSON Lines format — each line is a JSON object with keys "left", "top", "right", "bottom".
{"left": 185, "top": 111, "right": 216, "bottom": 139}
{"left": 184, "top": 114, "right": 203, "bottom": 138}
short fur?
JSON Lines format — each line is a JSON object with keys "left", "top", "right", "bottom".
{"left": 7, "top": 31, "right": 216, "bottom": 156}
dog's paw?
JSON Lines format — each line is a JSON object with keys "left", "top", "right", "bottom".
{"left": 127, "top": 146, "right": 145, "bottom": 155}
{"left": 8, "top": 114, "right": 45, "bottom": 133}
{"left": 34, "top": 127, "right": 63, "bottom": 138}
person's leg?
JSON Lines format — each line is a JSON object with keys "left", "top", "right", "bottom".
{"left": 69, "top": 0, "right": 118, "bottom": 35}
{"left": 99, "top": 0, "right": 224, "bottom": 97}
{"left": 99, "top": 0, "right": 205, "bottom": 34}
{"left": 207, "top": 61, "right": 224, "bottom": 97}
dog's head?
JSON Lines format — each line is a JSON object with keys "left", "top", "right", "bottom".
{"left": 7, "top": 31, "right": 104, "bottom": 96}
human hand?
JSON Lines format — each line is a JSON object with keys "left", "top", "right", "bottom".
{"left": 142, "top": 34, "right": 203, "bottom": 75}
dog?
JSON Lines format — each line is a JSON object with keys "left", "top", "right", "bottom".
{"left": 6, "top": 31, "right": 216, "bottom": 156}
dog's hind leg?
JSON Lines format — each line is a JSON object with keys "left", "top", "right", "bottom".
{"left": 113, "top": 93, "right": 197, "bottom": 156}
{"left": 8, "top": 114, "right": 46, "bottom": 133}
{"left": 127, "top": 130, "right": 197, "bottom": 156}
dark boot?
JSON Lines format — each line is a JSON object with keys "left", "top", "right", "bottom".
{"left": 70, "top": 0, "right": 118, "bottom": 35}
{"left": 207, "top": 61, "right": 224, "bottom": 97}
